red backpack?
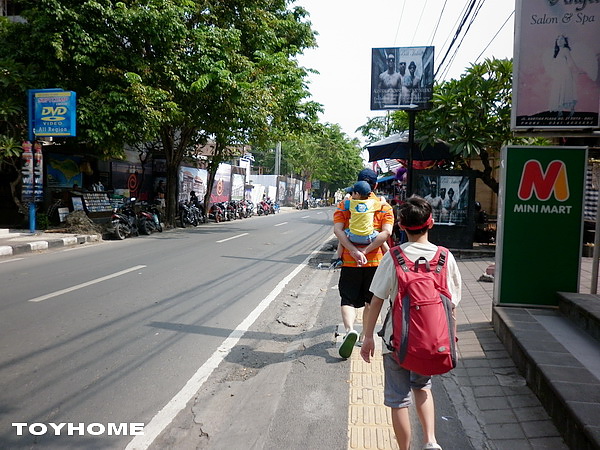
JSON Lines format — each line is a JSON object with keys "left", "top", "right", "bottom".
{"left": 380, "top": 245, "right": 457, "bottom": 376}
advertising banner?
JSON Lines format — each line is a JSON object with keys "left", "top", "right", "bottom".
{"left": 21, "top": 141, "right": 34, "bottom": 202}
{"left": 179, "top": 166, "right": 207, "bottom": 203}
{"left": 33, "top": 142, "right": 44, "bottom": 202}
{"left": 512, "top": 0, "right": 600, "bottom": 131}
{"left": 494, "top": 146, "right": 587, "bottom": 306}
{"left": 46, "top": 153, "right": 83, "bottom": 188}
{"left": 210, "top": 163, "right": 231, "bottom": 204}
{"left": 33, "top": 91, "right": 77, "bottom": 137}
{"left": 370, "top": 47, "right": 434, "bottom": 111}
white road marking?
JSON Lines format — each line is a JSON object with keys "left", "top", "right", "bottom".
{"left": 0, "top": 257, "right": 24, "bottom": 264}
{"left": 125, "top": 236, "right": 333, "bottom": 450}
{"left": 27, "top": 265, "right": 147, "bottom": 303}
{"left": 301, "top": 215, "right": 310, "bottom": 218}
{"left": 216, "top": 233, "right": 249, "bottom": 243}
{"left": 274, "top": 222, "right": 288, "bottom": 227}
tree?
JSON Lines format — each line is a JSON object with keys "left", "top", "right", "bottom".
{"left": 0, "top": 0, "right": 319, "bottom": 225}
{"left": 278, "top": 123, "right": 364, "bottom": 197}
{"left": 0, "top": 54, "right": 36, "bottom": 219}
{"left": 362, "top": 58, "right": 548, "bottom": 194}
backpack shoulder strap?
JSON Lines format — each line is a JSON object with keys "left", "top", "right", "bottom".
{"left": 343, "top": 199, "right": 351, "bottom": 211}
{"left": 434, "top": 246, "right": 449, "bottom": 274}
{"left": 390, "top": 246, "right": 410, "bottom": 272}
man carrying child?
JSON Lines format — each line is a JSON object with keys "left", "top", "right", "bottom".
{"left": 333, "top": 169, "right": 394, "bottom": 359}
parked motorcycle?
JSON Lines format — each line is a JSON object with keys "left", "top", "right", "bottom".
{"left": 110, "top": 198, "right": 139, "bottom": 240}
{"left": 257, "top": 200, "right": 271, "bottom": 216}
{"left": 208, "top": 203, "right": 224, "bottom": 223}
{"left": 179, "top": 200, "right": 200, "bottom": 227}
{"left": 138, "top": 201, "right": 163, "bottom": 234}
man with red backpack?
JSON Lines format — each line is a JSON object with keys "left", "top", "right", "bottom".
{"left": 360, "top": 196, "right": 462, "bottom": 450}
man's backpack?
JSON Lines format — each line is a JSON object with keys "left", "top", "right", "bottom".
{"left": 379, "top": 245, "right": 457, "bottom": 376}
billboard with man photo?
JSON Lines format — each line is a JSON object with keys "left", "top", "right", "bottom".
{"left": 370, "top": 46, "right": 434, "bottom": 111}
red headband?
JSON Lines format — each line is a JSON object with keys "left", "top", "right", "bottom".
{"left": 402, "top": 214, "right": 433, "bottom": 230}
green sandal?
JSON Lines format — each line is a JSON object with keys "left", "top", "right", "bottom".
{"left": 339, "top": 330, "right": 359, "bottom": 358}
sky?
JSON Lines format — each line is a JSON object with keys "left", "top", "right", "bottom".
{"left": 294, "top": 0, "right": 516, "bottom": 144}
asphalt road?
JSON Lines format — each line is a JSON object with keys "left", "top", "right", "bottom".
{"left": 1, "top": 207, "right": 475, "bottom": 450}
{"left": 0, "top": 208, "right": 335, "bottom": 449}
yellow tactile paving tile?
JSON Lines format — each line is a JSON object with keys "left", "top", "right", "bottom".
{"left": 348, "top": 313, "right": 399, "bottom": 450}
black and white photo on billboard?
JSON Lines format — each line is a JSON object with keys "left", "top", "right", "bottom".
{"left": 415, "top": 173, "right": 470, "bottom": 226}
{"left": 370, "top": 46, "right": 434, "bottom": 111}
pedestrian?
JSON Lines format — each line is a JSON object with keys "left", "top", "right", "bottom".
{"left": 333, "top": 168, "right": 394, "bottom": 358}
{"left": 360, "top": 196, "right": 462, "bottom": 450}
{"left": 155, "top": 180, "right": 166, "bottom": 207}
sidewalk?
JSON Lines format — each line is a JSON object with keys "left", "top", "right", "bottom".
{"left": 0, "top": 228, "right": 102, "bottom": 257}
{"left": 339, "top": 254, "right": 574, "bottom": 450}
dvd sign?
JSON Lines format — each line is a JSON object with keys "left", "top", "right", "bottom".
{"left": 33, "top": 91, "right": 76, "bottom": 137}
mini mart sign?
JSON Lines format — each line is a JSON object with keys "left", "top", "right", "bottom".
{"left": 494, "top": 146, "right": 587, "bottom": 306}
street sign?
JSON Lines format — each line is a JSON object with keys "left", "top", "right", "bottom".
{"left": 33, "top": 91, "right": 77, "bottom": 137}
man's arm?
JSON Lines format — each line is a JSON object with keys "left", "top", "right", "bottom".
{"left": 361, "top": 222, "right": 392, "bottom": 255}
{"left": 333, "top": 221, "right": 367, "bottom": 266}
{"left": 360, "top": 294, "right": 385, "bottom": 363}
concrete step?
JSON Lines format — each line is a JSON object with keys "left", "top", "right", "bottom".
{"left": 493, "top": 305, "right": 600, "bottom": 450}
{"left": 558, "top": 292, "right": 600, "bottom": 344}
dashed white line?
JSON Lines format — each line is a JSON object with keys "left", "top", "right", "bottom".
{"left": 28, "top": 265, "right": 147, "bottom": 302}
{"left": 216, "top": 233, "right": 249, "bottom": 243}
{"left": 274, "top": 222, "right": 288, "bottom": 227}
{"left": 0, "top": 257, "right": 24, "bottom": 264}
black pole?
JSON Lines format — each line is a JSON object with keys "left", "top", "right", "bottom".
{"left": 407, "top": 110, "right": 416, "bottom": 196}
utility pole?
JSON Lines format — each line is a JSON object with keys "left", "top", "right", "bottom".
{"left": 274, "top": 142, "right": 281, "bottom": 176}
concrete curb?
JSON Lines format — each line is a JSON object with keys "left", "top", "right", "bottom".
{"left": 0, "top": 234, "right": 102, "bottom": 257}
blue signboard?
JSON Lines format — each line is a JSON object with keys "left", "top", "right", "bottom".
{"left": 33, "top": 91, "right": 77, "bottom": 137}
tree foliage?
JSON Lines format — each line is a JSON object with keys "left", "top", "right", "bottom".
{"left": 360, "top": 58, "right": 549, "bottom": 194}
{"left": 0, "top": 0, "right": 319, "bottom": 224}
{"left": 270, "top": 123, "right": 364, "bottom": 195}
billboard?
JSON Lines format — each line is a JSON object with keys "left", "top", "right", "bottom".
{"left": 370, "top": 47, "right": 434, "bottom": 111}
{"left": 494, "top": 146, "right": 587, "bottom": 306}
{"left": 512, "top": 0, "right": 600, "bottom": 131}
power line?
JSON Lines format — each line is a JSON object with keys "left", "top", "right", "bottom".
{"left": 393, "top": 0, "right": 407, "bottom": 47}
{"left": 434, "top": 0, "right": 478, "bottom": 78}
{"left": 428, "top": 0, "right": 448, "bottom": 46}
{"left": 474, "top": 10, "right": 514, "bottom": 63}
{"left": 410, "top": 0, "right": 428, "bottom": 45}
{"left": 440, "top": 0, "right": 486, "bottom": 79}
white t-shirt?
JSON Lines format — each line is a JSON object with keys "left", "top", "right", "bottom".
{"left": 369, "top": 241, "right": 462, "bottom": 354}
{"left": 370, "top": 241, "right": 462, "bottom": 306}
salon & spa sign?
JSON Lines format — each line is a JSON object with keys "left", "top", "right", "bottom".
{"left": 512, "top": 0, "right": 600, "bottom": 131}
{"left": 494, "top": 146, "right": 586, "bottom": 306}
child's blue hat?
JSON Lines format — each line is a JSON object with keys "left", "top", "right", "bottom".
{"left": 353, "top": 180, "right": 372, "bottom": 196}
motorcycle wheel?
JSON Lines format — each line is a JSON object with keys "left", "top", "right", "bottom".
{"left": 139, "top": 219, "right": 151, "bottom": 235}
{"left": 191, "top": 214, "right": 199, "bottom": 226}
{"left": 114, "top": 222, "right": 127, "bottom": 240}
{"left": 215, "top": 212, "right": 222, "bottom": 223}
{"left": 156, "top": 222, "right": 163, "bottom": 232}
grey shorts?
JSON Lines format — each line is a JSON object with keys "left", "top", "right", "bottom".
{"left": 383, "top": 353, "right": 432, "bottom": 408}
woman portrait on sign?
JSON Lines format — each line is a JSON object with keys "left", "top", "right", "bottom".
{"left": 549, "top": 35, "right": 579, "bottom": 117}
